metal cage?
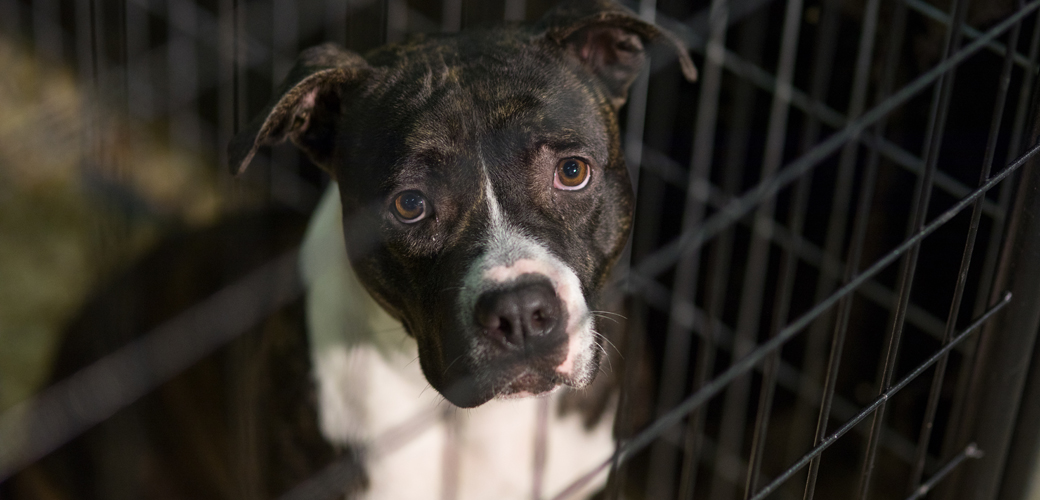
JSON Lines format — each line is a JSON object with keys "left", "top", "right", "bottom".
{"left": 2, "top": 0, "right": 1040, "bottom": 499}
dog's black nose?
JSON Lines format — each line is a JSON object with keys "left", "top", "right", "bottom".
{"left": 475, "top": 279, "right": 562, "bottom": 348}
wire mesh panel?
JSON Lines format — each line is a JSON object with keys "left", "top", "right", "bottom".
{"left": 1, "top": 0, "right": 1040, "bottom": 499}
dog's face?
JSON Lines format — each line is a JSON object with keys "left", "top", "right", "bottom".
{"left": 230, "top": 0, "right": 695, "bottom": 408}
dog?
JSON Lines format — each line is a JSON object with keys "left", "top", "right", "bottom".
{"left": 227, "top": 0, "right": 694, "bottom": 496}
{"left": 2, "top": 1, "right": 695, "bottom": 498}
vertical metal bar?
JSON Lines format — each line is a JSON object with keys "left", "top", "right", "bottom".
{"left": 938, "top": 9, "right": 1040, "bottom": 488}
{"left": 622, "top": 0, "right": 655, "bottom": 174}
{"left": 126, "top": 0, "right": 153, "bottom": 120}
{"left": 855, "top": 0, "right": 971, "bottom": 497}
{"left": 744, "top": 146, "right": 810, "bottom": 498}
{"left": 952, "top": 24, "right": 1040, "bottom": 490}
{"left": 271, "top": 0, "right": 302, "bottom": 208}
{"left": 949, "top": 13, "right": 1040, "bottom": 420}
{"left": 218, "top": 0, "right": 237, "bottom": 202}
{"left": 168, "top": 0, "right": 201, "bottom": 152}
{"left": 504, "top": 0, "right": 526, "bottom": 21}
{"left": 742, "top": 2, "right": 852, "bottom": 482}
{"left": 1005, "top": 18, "right": 1040, "bottom": 170}
{"left": 443, "top": 0, "right": 462, "bottom": 32}
{"left": 386, "top": 0, "right": 407, "bottom": 43}
{"left": 532, "top": 397, "right": 549, "bottom": 500}
{"left": 607, "top": 1, "right": 661, "bottom": 490}
{"left": 783, "top": 0, "right": 842, "bottom": 470}
{"left": 0, "top": 0, "right": 20, "bottom": 37}
{"left": 678, "top": 12, "right": 766, "bottom": 499}
{"left": 441, "top": 414, "right": 460, "bottom": 500}
{"left": 907, "top": 6, "right": 1022, "bottom": 493}
{"left": 326, "top": 0, "right": 347, "bottom": 46}
{"left": 803, "top": 1, "right": 900, "bottom": 498}
{"left": 951, "top": 118, "right": 1040, "bottom": 500}
{"left": 643, "top": 0, "right": 723, "bottom": 496}
{"left": 709, "top": 0, "right": 803, "bottom": 497}
{"left": 33, "top": 0, "right": 63, "bottom": 61}
{"left": 1002, "top": 311, "right": 1040, "bottom": 499}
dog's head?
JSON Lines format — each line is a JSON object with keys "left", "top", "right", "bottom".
{"left": 230, "top": 0, "right": 695, "bottom": 408}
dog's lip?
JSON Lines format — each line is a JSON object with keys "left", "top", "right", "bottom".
{"left": 494, "top": 369, "right": 562, "bottom": 399}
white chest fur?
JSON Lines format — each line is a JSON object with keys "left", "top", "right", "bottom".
{"left": 300, "top": 187, "right": 615, "bottom": 500}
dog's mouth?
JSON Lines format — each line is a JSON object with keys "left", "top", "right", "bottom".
{"left": 435, "top": 336, "right": 598, "bottom": 407}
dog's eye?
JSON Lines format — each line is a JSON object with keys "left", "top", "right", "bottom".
{"left": 554, "top": 158, "right": 590, "bottom": 190}
{"left": 392, "top": 191, "right": 428, "bottom": 223}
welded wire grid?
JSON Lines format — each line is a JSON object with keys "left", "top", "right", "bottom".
{"left": 2, "top": 0, "right": 1040, "bottom": 499}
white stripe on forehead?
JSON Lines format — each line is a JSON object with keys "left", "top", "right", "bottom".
{"left": 480, "top": 154, "right": 537, "bottom": 266}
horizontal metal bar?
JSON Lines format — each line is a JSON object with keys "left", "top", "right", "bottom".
{"left": 903, "top": 0, "right": 1034, "bottom": 70}
{"left": 280, "top": 407, "right": 448, "bottom": 500}
{"left": 749, "top": 295, "right": 1010, "bottom": 500}
{"left": 634, "top": 274, "right": 932, "bottom": 468}
{"left": 636, "top": 145, "right": 996, "bottom": 348}
{"left": 905, "top": 443, "right": 984, "bottom": 500}
{"left": 0, "top": 250, "right": 302, "bottom": 481}
{"left": 551, "top": 291, "right": 1011, "bottom": 500}
{"left": 715, "top": 45, "right": 1003, "bottom": 220}
{"left": 633, "top": 1, "right": 1040, "bottom": 281}
{"left": 582, "top": 139, "right": 1040, "bottom": 498}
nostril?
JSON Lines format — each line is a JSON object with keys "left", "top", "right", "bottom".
{"left": 474, "top": 279, "right": 561, "bottom": 348}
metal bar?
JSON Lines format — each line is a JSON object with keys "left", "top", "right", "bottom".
{"left": 907, "top": 6, "right": 1022, "bottom": 492}
{"left": 558, "top": 139, "right": 1039, "bottom": 498}
{"left": 952, "top": 96, "right": 1040, "bottom": 500}
{"left": 607, "top": 0, "right": 660, "bottom": 495}
{"left": 0, "top": 251, "right": 303, "bottom": 481}
{"left": 801, "top": 1, "right": 885, "bottom": 497}
{"left": 552, "top": 288, "right": 1013, "bottom": 500}
{"left": 644, "top": 0, "right": 726, "bottom": 495}
{"left": 280, "top": 407, "right": 446, "bottom": 500}
{"left": 856, "top": 0, "right": 971, "bottom": 495}
{"left": 680, "top": 11, "right": 767, "bottom": 500}
{"left": 780, "top": 0, "right": 843, "bottom": 471}
{"left": 713, "top": 46, "right": 1004, "bottom": 220}
{"left": 33, "top": 0, "right": 63, "bottom": 61}
{"left": 637, "top": 278, "right": 931, "bottom": 467}
{"left": 0, "top": 0, "right": 20, "bottom": 37}
{"left": 638, "top": 144, "right": 972, "bottom": 350}
{"left": 504, "top": 0, "right": 526, "bottom": 21}
{"left": 748, "top": 295, "right": 1010, "bottom": 500}
{"left": 968, "top": 14, "right": 1040, "bottom": 322}
{"left": 952, "top": 15, "right": 1040, "bottom": 442}
{"left": 903, "top": 0, "right": 1034, "bottom": 70}
{"left": 906, "top": 443, "right": 984, "bottom": 500}
{"left": 743, "top": 147, "right": 810, "bottom": 497}
{"left": 708, "top": 0, "right": 804, "bottom": 496}
{"left": 630, "top": 0, "right": 1040, "bottom": 284}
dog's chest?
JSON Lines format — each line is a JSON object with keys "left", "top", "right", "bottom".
{"left": 301, "top": 187, "right": 614, "bottom": 499}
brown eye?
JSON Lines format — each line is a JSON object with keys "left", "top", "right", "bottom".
{"left": 392, "top": 191, "right": 427, "bottom": 222}
{"left": 554, "top": 158, "right": 590, "bottom": 190}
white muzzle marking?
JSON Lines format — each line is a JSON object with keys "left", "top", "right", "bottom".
{"left": 460, "top": 176, "right": 597, "bottom": 386}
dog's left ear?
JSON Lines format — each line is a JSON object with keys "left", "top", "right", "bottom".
{"left": 228, "top": 43, "right": 372, "bottom": 176}
{"left": 541, "top": 0, "right": 697, "bottom": 109}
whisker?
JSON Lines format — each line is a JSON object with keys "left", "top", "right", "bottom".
{"left": 591, "top": 330, "right": 623, "bottom": 359}
{"left": 591, "top": 310, "right": 628, "bottom": 320}
{"left": 442, "top": 354, "right": 465, "bottom": 376}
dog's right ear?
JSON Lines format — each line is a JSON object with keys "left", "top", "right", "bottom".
{"left": 539, "top": 0, "right": 697, "bottom": 110}
{"left": 228, "top": 43, "right": 371, "bottom": 176}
